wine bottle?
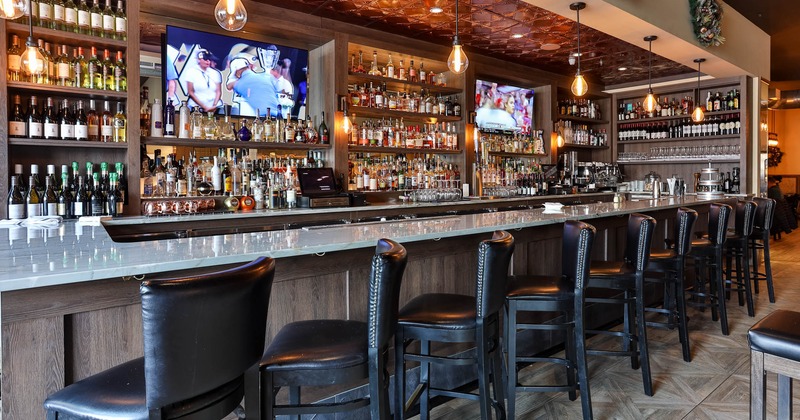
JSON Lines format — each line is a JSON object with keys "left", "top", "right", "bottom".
{"left": 9, "top": 95, "right": 27, "bottom": 138}
{"left": 106, "top": 172, "right": 123, "bottom": 216}
{"left": 113, "top": 102, "right": 126, "bottom": 142}
{"left": 100, "top": 100, "right": 113, "bottom": 142}
{"left": 74, "top": 100, "right": 89, "bottom": 140}
{"left": 114, "top": 0, "right": 126, "bottom": 41}
{"left": 56, "top": 45, "right": 72, "bottom": 87}
{"left": 64, "top": 0, "right": 77, "bottom": 32}
{"left": 43, "top": 174, "right": 58, "bottom": 216}
{"left": 102, "top": 0, "right": 115, "bottom": 38}
{"left": 7, "top": 35, "right": 23, "bottom": 82}
{"left": 88, "top": 46, "right": 103, "bottom": 89}
{"left": 89, "top": 0, "right": 102, "bottom": 37}
{"left": 59, "top": 98, "right": 75, "bottom": 140}
{"left": 87, "top": 99, "right": 99, "bottom": 141}
{"left": 163, "top": 98, "right": 175, "bottom": 137}
{"left": 8, "top": 176, "right": 26, "bottom": 219}
{"left": 26, "top": 175, "right": 43, "bottom": 217}
{"left": 43, "top": 97, "right": 59, "bottom": 139}
{"left": 76, "top": 0, "right": 90, "bottom": 34}
{"left": 53, "top": 0, "right": 66, "bottom": 31}
{"left": 90, "top": 173, "right": 104, "bottom": 215}
{"left": 318, "top": 111, "right": 329, "bottom": 144}
{"left": 57, "top": 171, "right": 73, "bottom": 218}
{"left": 114, "top": 162, "right": 127, "bottom": 205}
{"left": 102, "top": 48, "right": 114, "bottom": 91}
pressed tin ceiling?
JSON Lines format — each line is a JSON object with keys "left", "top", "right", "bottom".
{"left": 141, "top": 0, "right": 698, "bottom": 87}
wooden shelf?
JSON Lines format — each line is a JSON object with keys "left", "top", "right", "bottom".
{"left": 7, "top": 22, "right": 127, "bottom": 50}
{"left": 349, "top": 145, "right": 461, "bottom": 155}
{"left": 8, "top": 138, "right": 128, "bottom": 148}
{"left": 8, "top": 81, "right": 128, "bottom": 99}
{"left": 556, "top": 115, "right": 609, "bottom": 124}
{"left": 487, "top": 151, "right": 546, "bottom": 158}
{"left": 616, "top": 109, "right": 741, "bottom": 124}
{"left": 348, "top": 72, "right": 461, "bottom": 95}
{"left": 141, "top": 137, "right": 332, "bottom": 150}
{"left": 560, "top": 144, "right": 609, "bottom": 150}
{"left": 349, "top": 106, "right": 461, "bottom": 122}
{"left": 619, "top": 134, "right": 741, "bottom": 145}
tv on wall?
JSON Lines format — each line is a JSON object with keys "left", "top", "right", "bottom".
{"left": 163, "top": 25, "right": 309, "bottom": 119}
{"left": 474, "top": 79, "right": 534, "bottom": 134}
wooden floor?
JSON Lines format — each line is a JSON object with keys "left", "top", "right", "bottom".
{"left": 424, "top": 231, "right": 800, "bottom": 420}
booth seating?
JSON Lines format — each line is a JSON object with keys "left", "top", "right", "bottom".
{"left": 44, "top": 257, "right": 276, "bottom": 420}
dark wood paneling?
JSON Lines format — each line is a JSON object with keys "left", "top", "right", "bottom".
{"left": 266, "top": 271, "right": 349, "bottom": 341}
{"left": 69, "top": 305, "right": 144, "bottom": 382}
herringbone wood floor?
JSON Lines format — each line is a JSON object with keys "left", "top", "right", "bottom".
{"left": 423, "top": 231, "right": 800, "bottom": 420}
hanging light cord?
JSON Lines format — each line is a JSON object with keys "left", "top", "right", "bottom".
{"left": 647, "top": 39, "right": 653, "bottom": 89}
{"left": 454, "top": 0, "right": 459, "bottom": 43}
{"left": 576, "top": 6, "right": 581, "bottom": 73}
{"left": 26, "top": 0, "right": 33, "bottom": 42}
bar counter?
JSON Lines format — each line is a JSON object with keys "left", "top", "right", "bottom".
{"left": 0, "top": 194, "right": 725, "bottom": 418}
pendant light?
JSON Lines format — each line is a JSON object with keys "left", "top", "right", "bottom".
{"left": 0, "top": 0, "right": 27, "bottom": 19}
{"left": 642, "top": 35, "right": 658, "bottom": 113}
{"left": 447, "top": 0, "right": 468, "bottom": 74}
{"left": 692, "top": 58, "right": 706, "bottom": 122}
{"left": 20, "top": 0, "right": 44, "bottom": 78}
{"left": 215, "top": 0, "right": 247, "bottom": 32}
{"left": 570, "top": 2, "right": 588, "bottom": 97}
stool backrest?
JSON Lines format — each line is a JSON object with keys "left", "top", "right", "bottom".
{"left": 708, "top": 203, "right": 733, "bottom": 245}
{"left": 476, "top": 230, "right": 515, "bottom": 319}
{"left": 368, "top": 238, "right": 408, "bottom": 350}
{"left": 562, "top": 220, "right": 596, "bottom": 290}
{"left": 734, "top": 200, "right": 758, "bottom": 236}
{"left": 674, "top": 207, "right": 699, "bottom": 256}
{"left": 752, "top": 197, "right": 776, "bottom": 231}
{"left": 140, "top": 257, "right": 275, "bottom": 410}
{"left": 624, "top": 213, "right": 657, "bottom": 271}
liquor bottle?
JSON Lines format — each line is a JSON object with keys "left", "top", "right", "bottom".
{"left": 164, "top": 154, "right": 176, "bottom": 196}
{"left": 53, "top": 0, "right": 65, "bottom": 30}
{"left": 28, "top": 96, "right": 43, "bottom": 139}
{"left": 106, "top": 172, "right": 123, "bottom": 216}
{"left": 43, "top": 174, "right": 58, "bottom": 216}
{"left": 229, "top": 155, "right": 243, "bottom": 196}
{"left": 114, "top": 0, "right": 126, "bottom": 40}
{"left": 102, "top": 0, "right": 114, "bottom": 38}
{"left": 64, "top": 0, "right": 77, "bottom": 32}
{"left": 34, "top": 39, "right": 50, "bottom": 84}
{"left": 251, "top": 108, "right": 264, "bottom": 141}
{"left": 100, "top": 100, "right": 113, "bottom": 142}
{"left": 74, "top": 100, "right": 88, "bottom": 140}
{"left": 139, "top": 86, "right": 151, "bottom": 136}
{"left": 43, "top": 97, "right": 59, "bottom": 139}
{"left": 219, "top": 106, "right": 235, "bottom": 140}
{"left": 114, "top": 162, "right": 127, "bottom": 204}
{"left": 319, "top": 111, "right": 329, "bottom": 144}
{"left": 57, "top": 171, "right": 72, "bottom": 218}
{"left": 150, "top": 98, "right": 163, "bottom": 137}
{"left": 368, "top": 50, "right": 381, "bottom": 76}
{"left": 419, "top": 60, "right": 426, "bottom": 84}
{"left": 88, "top": 46, "right": 103, "bottom": 89}
{"left": 59, "top": 98, "right": 75, "bottom": 140}
{"left": 8, "top": 176, "right": 26, "bottom": 219}
{"left": 264, "top": 108, "right": 275, "bottom": 142}
{"left": 356, "top": 50, "right": 364, "bottom": 73}
{"left": 163, "top": 98, "right": 175, "bottom": 137}
{"left": 211, "top": 156, "right": 222, "bottom": 194}
{"left": 88, "top": 173, "right": 103, "bottom": 215}
{"left": 9, "top": 95, "right": 27, "bottom": 138}
{"left": 89, "top": 0, "right": 102, "bottom": 37}
{"left": 140, "top": 157, "right": 153, "bottom": 197}
{"left": 398, "top": 58, "right": 406, "bottom": 80}
{"left": 38, "top": 0, "right": 53, "bottom": 29}
{"left": 26, "top": 175, "right": 43, "bottom": 217}
{"left": 113, "top": 102, "right": 126, "bottom": 142}
{"left": 152, "top": 156, "right": 165, "bottom": 196}
{"left": 87, "top": 99, "right": 99, "bottom": 140}
{"left": 202, "top": 111, "right": 217, "bottom": 139}
{"left": 189, "top": 106, "right": 203, "bottom": 139}
{"left": 102, "top": 48, "right": 114, "bottom": 90}
{"left": 55, "top": 45, "right": 72, "bottom": 86}
{"left": 408, "top": 59, "right": 417, "bottom": 83}
{"left": 386, "top": 53, "right": 395, "bottom": 78}
{"left": 178, "top": 101, "right": 190, "bottom": 138}
{"left": 237, "top": 119, "right": 252, "bottom": 141}
{"left": 7, "top": 34, "right": 23, "bottom": 82}
{"left": 112, "top": 50, "right": 126, "bottom": 91}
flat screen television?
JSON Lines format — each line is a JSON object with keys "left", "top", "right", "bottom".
{"left": 297, "top": 168, "right": 338, "bottom": 197}
{"left": 474, "top": 79, "right": 534, "bottom": 134}
{"left": 163, "top": 25, "right": 309, "bottom": 119}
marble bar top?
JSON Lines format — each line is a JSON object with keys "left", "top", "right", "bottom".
{"left": 0, "top": 196, "right": 717, "bottom": 293}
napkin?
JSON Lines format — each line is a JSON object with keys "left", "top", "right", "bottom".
{"left": 23, "top": 216, "right": 63, "bottom": 228}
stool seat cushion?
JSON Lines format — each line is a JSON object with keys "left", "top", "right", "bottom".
{"left": 398, "top": 293, "right": 476, "bottom": 330}
{"left": 589, "top": 260, "right": 634, "bottom": 277}
{"left": 506, "top": 275, "right": 573, "bottom": 300}
{"left": 649, "top": 248, "right": 677, "bottom": 261}
{"left": 45, "top": 358, "right": 148, "bottom": 420}
{"left": 262, "top": 320, "right": 368, "bottom": 372}
{"left": 749, "top": 310, "right": 800, "bottom": 362}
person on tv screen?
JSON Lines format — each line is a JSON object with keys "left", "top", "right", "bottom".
{"left": 230, "top": 62, "right": 284, "bottom": 119}
{"left": 186, "top": 49, "right": 223, "bottom": 112}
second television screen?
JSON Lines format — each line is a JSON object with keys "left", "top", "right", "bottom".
{"left": 164, "top": 25, "right": 309, "bottom": 119}
{"left": 474, "top": 79, "right": 534, "bottom": 134}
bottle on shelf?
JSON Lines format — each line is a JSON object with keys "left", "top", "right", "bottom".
{"left": 7, "top": 34, "right": 23, "bottom": 82}
{"left": 150, "top": 98, "right": 163, "bottom": 137}
{"left": 386, "top": 53, "right": 395, "bottom": 78}
{"left": 43, "top": 173, "right": 58, "bottom": 216}
{"left": 87, "top": 99, "right": 100, "bottom": 141}
{"left": 163, "top": 98, "right": 175, "bottom": 137}
{"left": 319, "top": 111, "right": 329, "bottom": 144}
{"left": 114, "top": 0, "right": 126, "bottom": 40}
{"left": 88, "top": 46, "right": 103, "bottom": 89}
{"left": 8, "top": 175, "right": 26, "bottom": 219}
{"left": 64, "top": 0, "right": 77, "bottom": 32}
{"left": 73, "top": 176, "right": 88, "bottom": 217}
{"left": 53, "top": 0, "right": 66, "bottom": 31}
{"left": 76, "top": 0, "right": 90, "bottom": 34}
{"left": 59, "top": 98, "right": 75, "bottom": 140}
{"left": 26, "top": 175, "right": 43, "bottom": 217}
{"left": 251, "top": 108, "right": 264, "bottom": 141}
{"left": 189, "top": 106, "right": 203, "bottom": 139}
{"left": 28, "top": 96, "right": 43, "bottom": 139}
{"left": 113, "top": 51, "right": 126, "bottom": 91}
{"left": 57, "top": 170, "right": 73, "bottom": 218}
{"left": 89, "top": 0, "right": 102, "bottom": 37}
{"left": 100, "top": 100, "right": 113, "bottom": 141}
{"left": 43, "top": 97, "right": 59, "bottom": 140}
{"left": 102, "top": 49, "right": 114, "bottom": 90}
{"left": 178, "top": 101, "right": 190, "bottom": 138}
{"left": 89, "top": 172, "right": 104, "bottom": 215}
{"left": 38, "top": 0, "right": 53, "bottom": 30}
{"left": 9, "top": 95, "right": 27, "bottom": 138}
{"left": 368, "top": 50, "right": 381, "bottom": 76}
{"left": 113, "top": 102, "right": 126, "bottom": 142}
{"left": 102, "top": 0, "right": 115, "bottom": 38}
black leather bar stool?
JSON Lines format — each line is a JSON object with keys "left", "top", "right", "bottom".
{"left": 646, "top": 207, "right": 698, "bottom": 362}
{"left": 750, "top": 197, "right": 776, "bottom": 303}
{"left": 44, "top": 257, "right": 276, "bottom": 420}
{"left": 504, "top": 220, "right": 596, "bottom": 420}
{"left": 394, "top": 231, "right": 514, "bottom": 420}
{"left": 687, "top": 202, "right": 733, "bottom": 335}
{"left": 585, "top": 213, "right": 656, "bottom": 396}
{"left": 748, "top": 309, "right": 800, "bottom": 419}
{"left": 723, "top": 200, "right": 758, "bottom": 317}
{"left": 252, "top": 239, "right": 407, "bottom": 420}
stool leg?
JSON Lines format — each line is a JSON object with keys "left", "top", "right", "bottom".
{"left": 715, "top": 249, "right": 730, "bottom": 335}
{"left": 476, "top": 328, "right": 492, "bottom": 420}
{"left": 676, "top": 262, "right": 691, "bottom": 362}
{"left": 420, "top": 339, "right": 431, "bottom": 420}
{"left": 574, "top": 303, "right": 593, "bottom": 420}
{"left": 244, "top": 365, "right": 262, "bottom": 420}
{"left": 734, "top": 249, "right": 745, "bottom": 307}
{"left": 394, "top": 332, "right": 407, "bottom": 420}
{"left": 778, "top": 374, "right": 793, "bottom": 420}
{"left": 505, "top": 301, "right": 518, "bottom": 420}
{"left": 742, "top": 243, "right": 755, "bottom": 317}
{"left": 565, "top": 308, "right": 578, "bottom": 401}
{"left": 263, "top": 372, "right": 275, "bottom": 420}
{"left": 764, "top": 237, "right": 776, "bottom": 303}
{"left": 751, "top": 350, "right": 766, "bottom": 420}
{"left": 635, "top": 275, "right": 654, "bottom": 396}
{"left": 288, "top": 387, "right": 300, "bottom": 420}
{"left": 625, "top": 289, "right": 640, "bottom": 371}
{"left": 751, "top": 240, "right": 761, "bottom": 295}
{"left": 489, "top": 326, "right": 506, "bottom": 419}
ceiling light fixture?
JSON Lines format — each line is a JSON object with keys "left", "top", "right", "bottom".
{"left": 540, "top": 43, "right": 560, "bottom": 51}
{"left": 618, "top": 66, "right": 627, "bottom": 71}
{"left": 643, "top": 35, "right": 658, "bottom": 113}
{"left": 511, "top": 33, "right": 523, "bottom": 39}
{"left": 429, "top": 6, "right": 443, "bottom": 13}
{"left": 215, "top": 0, "right": 247, "bottom": 31}
{"left": 570, "top": 2, "right": 587, "bottom": 97}
{"left": 447, "top": 0, "right": 468, "bottom": 74}
{"left": 20, "top": 0, "right": 43, "bottom": 78}
{"left": 0, "top": 0, "right": 26, "bottom": 19}
{"left": 692, "top": 58, "right": 706, "bottom": 123}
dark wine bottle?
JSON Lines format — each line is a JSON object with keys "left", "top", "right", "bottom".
{"left": 9, "top": 95, "right": 27, "bottom": 138}
{"left": 7, "top": 176, "right": 26, "bottom": 219}
{"left": 318, "top": 111, "right": 329, "bottom": 144}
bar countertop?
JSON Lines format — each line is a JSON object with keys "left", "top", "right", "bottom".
{"left": 0, "top": 195, "right": 718, "bottom": 293}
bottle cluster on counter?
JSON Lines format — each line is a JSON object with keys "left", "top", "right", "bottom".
{"left": 18, "top": 0, "right": 127, "bottom": 40}
{"left": 7, "top": 161, "right": 127, "bottom": 219}
{"left": 618, "top": 89, "right": 739, "bottom": 120}
{"left": 348, "top": 82, "right": 460, "bottom": 116}
{"left": 140, "top": 148, "right": 326, "bottom": 215}
{"left": 351, "top": 49, "right": 446, "bottom": 86}
{"left": 618, "top": 114, "right": 740, "bottom": 141}
{"left": 140, "top": 87, "right": 329, "bottom": 143}
{"left": 349, "top": 118, "right": 458, "bottom": 150}
{"left": 557, "top": 98, "right": 602, "bottom": 120}
{"left": 348, "top": 153, "right": 460, "bottom": 192}
{"left": 8, "top": 35, "right": 127, "bottom": 91}
{"left": 9, "top": 95, "right": 125, "bottom": 141}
